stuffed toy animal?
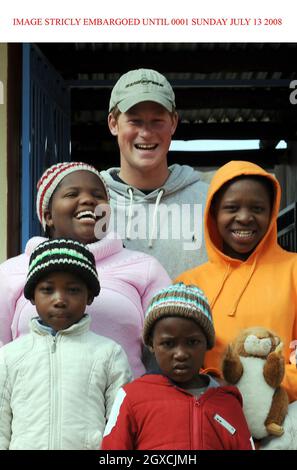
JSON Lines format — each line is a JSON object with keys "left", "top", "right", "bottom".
{"left": 222, "top": 326, "right": 288, "bottom": 440}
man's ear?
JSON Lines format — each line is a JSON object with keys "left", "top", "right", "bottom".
{"left": 170, "top": 112, "right": 179, "bottom": 136}
{"left": 108, "top": 113, "right": 118, "bottom": 136}
{"left": 30, "top": 298, "right": 35, "bottom": 306}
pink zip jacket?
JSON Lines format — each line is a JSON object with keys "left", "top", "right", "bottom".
{"left": 0, "top": 231, "right": 171, "bottom": 377}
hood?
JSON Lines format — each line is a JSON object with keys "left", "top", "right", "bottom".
{"left": 24, "top": 231, "right": 123, "bottom": 263}
{"left": 138, "top": 373, "right": 242, "bottom": 403}
{"left": 101, "top": 164, "right": 202, "bottom": 200}
{"left": 25, "top": 236, "right": 47, "bottom": 256}
{"left": 142, "top": 370, "right": 219, "bottom": 389}
{"left": 205, "top": 160, "right": 281, "bottom": 265}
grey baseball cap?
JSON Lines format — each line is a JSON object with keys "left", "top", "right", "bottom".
{"left": 109, "top": 68, "right": 176, "bottom": 113}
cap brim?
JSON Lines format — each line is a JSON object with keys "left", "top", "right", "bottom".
{"left": 116, "top": 93, "right": 174, "bottom": 113}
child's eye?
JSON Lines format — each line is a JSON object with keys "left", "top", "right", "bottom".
{"left": 93, "top": 192, "right": 106, "bottom": 200}
{"left": 188, "top": 339, "right": 200, "bottom": 346}
{"left": 64, "top": 192, "right": 77, "bottom": 198}
{"left": 161, "top": 340, "right": 173, "bottom": 348}
{"left": 253, "top": 206, "right": 264, "bottom": 213}
{"left": 68, "top": 287, "right": 81, "bottom": 294}
{"left": 224, "top": 205, "right": 237, "bottom": 212}
{"left": 39, "top": 286, "right": 52, "bottom": 294}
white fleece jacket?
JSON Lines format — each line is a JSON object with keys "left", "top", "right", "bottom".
{"left": 0, "top": 315, "right": 132, "bottom": 450}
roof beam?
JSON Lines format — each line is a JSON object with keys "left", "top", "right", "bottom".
{"left": 71, "top": 87, "right": 297, "bottom": 111}
{"left": 71, "top": 122, "right": 297, "bottom": 141}
{"left": 38, "top": 44, "right": 297, "bottom": 75}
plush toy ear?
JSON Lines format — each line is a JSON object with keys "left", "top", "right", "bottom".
{"left": 274, "top": 336, "right": 280, "bottom": 346}
{"left": 274, "top": 342, "right": 283, "bottom": 355}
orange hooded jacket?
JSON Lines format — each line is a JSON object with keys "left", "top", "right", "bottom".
{"left": 176, "top": 161, "right": 297, "bottom": 402}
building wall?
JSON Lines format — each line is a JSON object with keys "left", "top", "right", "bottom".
{"left": 0, "top": 44, "right": 8, "bottom": 262}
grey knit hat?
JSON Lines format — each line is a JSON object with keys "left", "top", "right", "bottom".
{"left": 24, "top": 238, "right": 100, "bottom": 299}
{"left": 143, "top": 283, "right": 215, "bottom": 349}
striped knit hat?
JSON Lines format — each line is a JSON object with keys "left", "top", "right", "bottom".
{"left": 143, "top": 283, "right": 215, "bottom": 349}
{"left": 24, "top": 238, "right": 100, "bottom": 299}
{"left": 36, "top": 162, "right": 110, "bottom": 231}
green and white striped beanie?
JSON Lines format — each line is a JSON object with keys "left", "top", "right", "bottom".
{"left": 24, "top": 238, "right": 100, "bottom": 299}
{"left": 143, "top": 282, "right": 215, "bottom": 349}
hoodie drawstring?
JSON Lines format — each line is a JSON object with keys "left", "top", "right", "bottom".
{"left": 229, "top": 257, "right": 257, "bottom": 317}
{"left": 148, "top": 189, "right": 165, "bottom": 248}
{"left": 211, "top": 258, "right": 258, "bottom": 317}
{"left": 210, "top": 263, "right": 231, "bottom": 310}
{"left": 126, "top": 187, "right": 134, "bottom": 240}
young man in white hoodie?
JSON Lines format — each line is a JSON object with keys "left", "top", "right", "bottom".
{"left": 101, "top": 68, "right": 208, "bottom": 279}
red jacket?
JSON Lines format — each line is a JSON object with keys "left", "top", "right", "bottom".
{"left": 101, "top": 374, "right": 254, "bottom": 450}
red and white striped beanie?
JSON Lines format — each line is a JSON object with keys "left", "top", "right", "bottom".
{"left": 36, "top": 162, "right": 110, "bottom": 231}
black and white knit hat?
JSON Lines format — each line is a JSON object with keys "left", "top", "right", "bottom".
{"left": 143, "top": 282, "right": 215, "bottom": 349}
{"left": 24, "top": 238, "right": 100, "bottom": 299}
{"left": 36, "top": 162, "right": 110, "bottom": 231}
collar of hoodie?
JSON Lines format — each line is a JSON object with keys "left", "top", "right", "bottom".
{"left": 125, "top": 186, "right": 165, "bottom": 248}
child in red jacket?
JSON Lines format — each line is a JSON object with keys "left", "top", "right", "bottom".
{"left": 101, "top": 282, "right": 254, "bottom": 450}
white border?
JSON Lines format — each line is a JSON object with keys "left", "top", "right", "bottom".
{"left": 0, "top": 0, "right": 294, "bottom": 42}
